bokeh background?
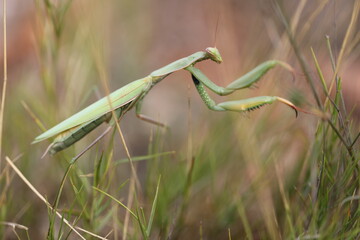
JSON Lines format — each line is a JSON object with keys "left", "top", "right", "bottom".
{"left": 0, "top": 0, "right": 359, "bottom": 239}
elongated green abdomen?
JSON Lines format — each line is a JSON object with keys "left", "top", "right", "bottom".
{"left": 49, "top": 105, "right": 127, "bottom": 154}
{"left": 49, "top": 111, "right": 111, "bottom": 154}
{"left": 34, "top": 77, "right": 152, "bottom": 143}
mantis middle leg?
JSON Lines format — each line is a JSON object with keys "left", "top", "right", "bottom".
{"left": 135, "top": 92, "right": 167, "bottom": 127}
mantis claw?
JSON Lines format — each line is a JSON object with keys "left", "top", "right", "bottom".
{"left": 217, "top": 96, "right": 300, "bottom": 117}
{"left": 276, "top": 97, "right": 314, "bottom": 117}
{"left": 276, "top": 97, "right": 298, "bottom": 117}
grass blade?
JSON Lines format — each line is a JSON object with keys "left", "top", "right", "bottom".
{"left": 146, "top": 175, "right": 161, "bottom": 237}
{"left": 92, "top": 186, "right": 138, "bottom": 220}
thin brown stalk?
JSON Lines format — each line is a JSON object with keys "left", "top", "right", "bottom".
{"left": 122, "top": 177, "right": 135, "bottom": 240}
{"left": 187, "top": 83, "right": 193, "bottom": 169}
{"left": 326, "top": 0, "right": 360, "bottom": 97}
{"left": 90, "top": 40, "right": 142, "bottom": 193}
{"left": 298, "top": 0, "right": 330, "bottom": 40}
{"left": 91, "top": 42, "right": 141, "bottom": 239}
{"left": 21, "top": 101, "right": 47, "bottom": 132}
{"left": 0, "top": 0, "right": 8, "bottom": 170}
{"left": 274, "top": 1, "right": 322, "bottom": 108}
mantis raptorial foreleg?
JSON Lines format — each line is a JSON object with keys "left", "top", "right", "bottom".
{"left": 186, "top": 61, "right": 293, "bottom": 96}
{"left": 188, "top": 63, "right": 299, "bottom": 116}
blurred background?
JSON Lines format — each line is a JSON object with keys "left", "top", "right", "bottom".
{"left": 0, "top": 0, "right": 359, "bottom": 239}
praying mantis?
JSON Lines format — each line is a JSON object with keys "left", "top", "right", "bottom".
{"left": 33, "top": 47, "right": 302, "bottom": 155}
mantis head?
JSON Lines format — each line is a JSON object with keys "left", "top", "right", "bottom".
{"left": 206, "top": 47, "right": 223, "bottom": 64}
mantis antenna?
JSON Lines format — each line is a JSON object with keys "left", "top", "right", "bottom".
{"left": 213, "top": 14, "right": 221, "bottom": 48}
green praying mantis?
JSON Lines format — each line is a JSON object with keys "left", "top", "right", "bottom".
{"left": 33, "top": 47, "right": 303, "bottom": 156}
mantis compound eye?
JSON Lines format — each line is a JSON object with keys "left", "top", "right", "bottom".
{"left": 205, "top": 47, "right": 223, "bottom": 63}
